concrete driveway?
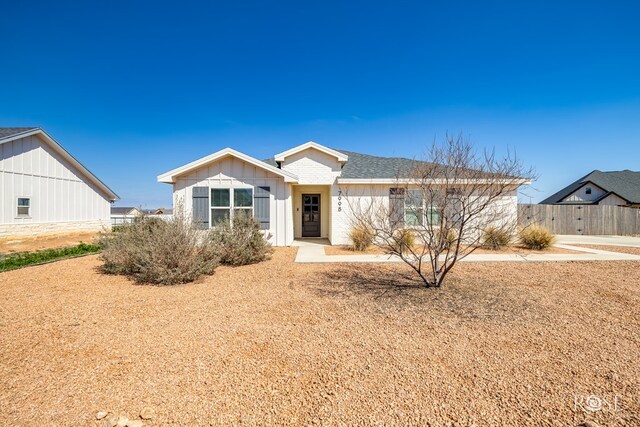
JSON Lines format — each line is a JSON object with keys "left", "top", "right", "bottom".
{"left": 556, "top": 235, "right": 640, "bottom": 247}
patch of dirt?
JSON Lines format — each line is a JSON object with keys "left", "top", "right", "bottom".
{"left": 325, "top": 244, "right": 583, "bottom": 256}
{"left": 0, "top": 232, "right": 100, "bottom": 254}
{"left": 0, "top": 249, "right": 638, "bottom": 426}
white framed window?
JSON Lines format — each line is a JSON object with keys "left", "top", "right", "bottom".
{"left": 405, "top": 190, "right": 440, "bottom": 227}
{"left": 233, "top": 188, "right": 253, "bottom": 219}
{"left": 17, "top": 197, "right": 30, "bottom": 217}
{"left": 210, "top": 187, "right": 253, "bottom": 226}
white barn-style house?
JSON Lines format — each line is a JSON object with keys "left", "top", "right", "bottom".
{"left": 158, "top": 141, "right": 525, "bottom": 246}
{"left": 0, "top": 128, "right": 118, "bottom": 238}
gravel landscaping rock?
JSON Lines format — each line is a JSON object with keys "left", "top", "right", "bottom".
{"left": 140, "top": 406, "right": 155, "bottom": 420}
{"left": 0, "top": 248, "right": 638, "bottom": 425}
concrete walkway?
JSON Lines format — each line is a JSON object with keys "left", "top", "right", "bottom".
{"left": 293, "top": 238, "right": 640, "bottom": 264}
{"left": 556, "top": 234, "right": 640, "bottom": 247}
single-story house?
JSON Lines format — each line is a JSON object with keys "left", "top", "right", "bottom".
{"left": 111, "top": 206, "right": 143, "bottom": 216}
{"left": 151, "top": 207, "right": 173, "bottom": 215}
{"left": 540, "top": 170, "right": 640, "bottom": 208}
{"left": 0, "top": 127, "right": 118, "bottom": 238}
{"left": 158, "top": 141, "right": 524, "bottom": 246}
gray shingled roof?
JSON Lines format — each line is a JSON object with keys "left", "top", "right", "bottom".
{"left": 111, "top": 207, "right": 138, "bottom": 215}
{"left": 540, "top": 170, "right": 640, "bottom": 205}
{"left": 335, "top": 149, "right": 421, "bottom": 179}
{"left": 262, "top": 149, "right": 426, "bottom": 179}
{"left": 0, "top": 127, "right": 38, "bottom": 139}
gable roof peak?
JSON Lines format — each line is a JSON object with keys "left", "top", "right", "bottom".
{"left": 157, "top": 146, "right": 299, "bottom": 184}
{"left": 274, "top": 141, "right": 348, "bottom": 162}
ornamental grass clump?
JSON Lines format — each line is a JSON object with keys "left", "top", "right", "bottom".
{"left": 209, "top": 211, "right": 273, "bottom": 266}
{"left": 482, "top": 226, "right": 512, "bottom": 250}
{"left": 519, "top": 225, "right": 555, "bottom": 250}
{"left": 349, "top": 224, "right": 374, "bottom": 252}
{"left": 98, "top": 214, "right": 219, "bottom": 285}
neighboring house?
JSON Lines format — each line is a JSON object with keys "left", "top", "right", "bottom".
{"left": 158, "top": 141, "right": 525, "bottom": 246}
{"left": 0, "top": 127, "right": 118, "bottom": 238}
{"left": 110, "top": 206, "right": 143, "bottom": 226}
{"left": 540, "top": 170, "right": 640, "bottom": 208}
{"left": 111, "top": 207, "right": 143, "bottom": 216}
{"left": 151, "top": 208, "right": 173, "bottom": 215}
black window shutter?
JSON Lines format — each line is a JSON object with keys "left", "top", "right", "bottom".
{"left": 192, "top": 186, "right": 210, "bottom": 229}
{"left": 254, "top": 186, "right": 271, "bottom": 230}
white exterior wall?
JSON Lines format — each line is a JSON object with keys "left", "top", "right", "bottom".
{"left": 0, "top": 134, "right": 111, "bottom": 238}
{"left": 280, "top": 148, "right": 342, "bottom": 185}
{"left": 331, "top": 184, "right": 392, "bottom": 245}
{"left": 171, "top": 155, "right": 293, "bottom": 246}
{"left": 330, "top": 184, "right": 519, "bottom": 245}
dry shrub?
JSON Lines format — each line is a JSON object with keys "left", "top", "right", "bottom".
{"left": 482, "top": 226, "right": 512, "bottom": 250}
{"left": 98, "top": 215, "right": 219, "bottom": 285}
{"left": 519, "top": 225, "right": 555, "bottom": 250}
{"left": 210, "top": 211, "right": 273, "bottom": 266}
{"left": 393, "top": 228, "right": 416, "bottom": 254}
{"left": 349, "top": 225, "right": 374, "bottom": 251}
{"left": 440, "top": 227, "right": 459, "bottom": 249}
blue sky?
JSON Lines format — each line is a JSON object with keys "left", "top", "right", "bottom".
{"left": 2, "top": 1, "right": 639, "bottom": 207}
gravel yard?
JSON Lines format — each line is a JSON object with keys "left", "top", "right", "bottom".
{"left": 1, "top": 248, "right": 638, "bottom": 426}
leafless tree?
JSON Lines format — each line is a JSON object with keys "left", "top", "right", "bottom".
{"left": 347, "top": 134, "right": 535, "bottom": 287}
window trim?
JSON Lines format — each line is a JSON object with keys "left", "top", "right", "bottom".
{"left": 209, "top": 186, "right": 254, "bottom": 227}
{"left": 16, "top": 197, "right": 31, "bottom": 218}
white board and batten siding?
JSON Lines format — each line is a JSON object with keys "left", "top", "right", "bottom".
{"left": 171, "top": 155, "right": 293, "bottom": 246}
{"left": 0, "top": 134, "right": 112, "bottom": 237}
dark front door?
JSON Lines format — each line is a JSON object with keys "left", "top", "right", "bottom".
{"left": 302, "top": 194, "right": 321, "bottom": 237}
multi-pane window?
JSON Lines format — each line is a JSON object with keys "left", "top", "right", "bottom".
{"left": 233, "top": 188, "right": 253, "bottom": 218}
{"left": 404, "top": 190, "right": 440, "bottom": 226}
{"left": 211, "top": 189, "right": 230, "bottom": 225}
{"left": 17, "top": 198, "right": 30, "bottom": 216}
{"left": 210, "top": 188, "right": 253, "bottom": 226}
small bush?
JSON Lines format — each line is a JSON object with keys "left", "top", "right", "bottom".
{"left": 519, "top": 225, "right": 555, "bottom": 250}
{"left": 482, "top": 227, "right": 512, "bottom": 250}
{"left": 209, "top": 212, "right": 273, "bottom": 266}
{"left": 393, "top": 228, "right": 416, "bottom": 254}
{"left": 349, "top": 225, "right": 374, "bottom": 251}
{"left": 98, "top": 215, "right": 219, "bottom": 285}
{"left": 439, "top": 227, "right": 459, "bottom": 250}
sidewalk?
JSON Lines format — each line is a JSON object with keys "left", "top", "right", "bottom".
{"left": 293, "top": 240, "right": 640, "bottom": 264}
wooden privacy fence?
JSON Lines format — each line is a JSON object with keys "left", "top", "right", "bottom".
{"left": 518, "top": 204, "right": 640, "bottom": 235}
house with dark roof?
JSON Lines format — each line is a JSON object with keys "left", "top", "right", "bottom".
{"left": 158, "top": 141, "right": 527, "bottom": 246}
{"left": 1, "top": 127, "right": 118, "bottom": 238}
{"left": 540, "top": 170, "right": 640, "bottom": 208}
{"left": 111, "top": 207, "right": 143, "bottom": 216}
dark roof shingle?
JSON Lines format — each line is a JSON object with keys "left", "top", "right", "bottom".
{"left": 540, "top": 170, "right": 640, "bottom": 204}
{"left": 262, "top": 149, "right": 425, "bottom": 179}
{"left": 0, "top": 127, "right": 38, "bottom": 139}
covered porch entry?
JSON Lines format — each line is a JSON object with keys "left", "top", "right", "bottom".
{"left": 292, "top": 185, "right": 331, "bottom": 241}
